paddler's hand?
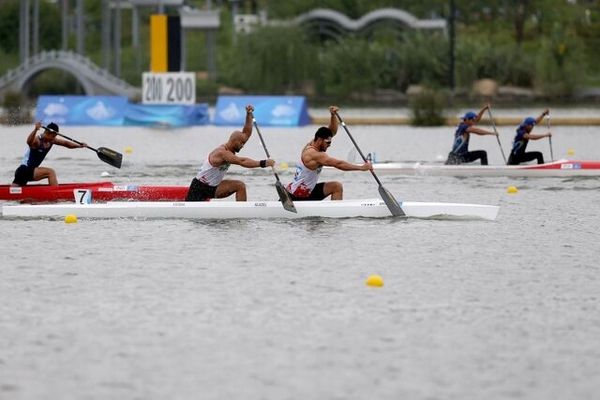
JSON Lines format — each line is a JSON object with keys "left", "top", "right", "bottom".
{"left": 361, "top": 162, "right": 373, "bottom": 171}
{"left": 329, "top": 105, "right": 339, "bottom": 114}
{"left": 246, "top": 104, "right": 254, "bottom": 114}
{"left": 266, "top": 159, "right": 275, "bottom": 168}
{"left": 543, "top": 109, "right": 549, "bottom": 116}
{"left": 34, "top": 121, "right": 42, "bottom": 130}
{"left": 546, "top": 132, "right": 552, "bottom": 138}
{"left": 79, "top": 142, "right": 87, "bottom": 148}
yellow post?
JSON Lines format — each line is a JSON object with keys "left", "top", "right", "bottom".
{"left": 150, "top": 14, "right": 168, "bottom": 72}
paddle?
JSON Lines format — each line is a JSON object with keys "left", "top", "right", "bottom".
{"left": 43, "top": 125, "right": 122, "bottom": 169}
{"left": 334, "top": 111, "right": 405, "bottom": 217}
{"left": 547, "top": 113, "right": 554, "bottom": 161}
{"left": 487, "top": 107, "right": 507, "bottom": 164}
{"left": 252, "top": 118, "right": 297, "bottom": 213}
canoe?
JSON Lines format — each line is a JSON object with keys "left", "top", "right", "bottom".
{"left": 325, "top": 159, "right": 600, "bottom": 177}
{"left": 1, "top": 199, "right": 499, "bottom": 221}
{"left": 0, "top": 182, "right": 188, "bottom": 203}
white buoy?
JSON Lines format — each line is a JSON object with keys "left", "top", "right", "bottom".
{"left": 101, "top": 171, "right": 111, "bottom": 177}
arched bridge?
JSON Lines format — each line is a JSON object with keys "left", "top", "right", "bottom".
{"left": 293, "top": 8, "right": 447, "bottom": 40}
{"left": 0, "top": 50, "right": 141, "bottom": 101}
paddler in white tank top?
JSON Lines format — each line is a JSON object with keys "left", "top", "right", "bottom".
{"left": 186, "top": 104, "right": 275, "bottom": 201}
{"left": 286, "top": 106, "right": 372, "bottom": 201}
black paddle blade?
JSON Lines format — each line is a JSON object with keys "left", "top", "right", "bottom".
{"left": 97, "top": 147, "right": 123, "bottom": 169}
{"left": 275, "top": 182, "right": 297, "bottom": 213}
{"left": 378, "top": 185, "right": 405, "bottom": 217}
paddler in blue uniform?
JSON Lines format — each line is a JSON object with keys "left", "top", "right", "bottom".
{"left": 12, "top": 122, "right": 87, "bottom": 186}
{"left": 186, "top": 104, "right": 275, "bottom": 201}
{"left": 507, "top": 110, "right": 551, "bottom": 165}
{"left": 446, "top": 105, "right": 498, "bottom": 165}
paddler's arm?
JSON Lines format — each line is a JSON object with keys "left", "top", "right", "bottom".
{"left": 313, "top": 151, "right": 372, "bottom": 171}
{"left": 535, "top": 109, "right": 549, "bottom": 125}
{"left": 524, "top": 132, "right": 552, "bottom": 141}
{"left": 241, "top": 104, "right": 255, "bottom": 141}
{"left": 328, "top": 105, "right": 339, "bottom": 136}
{"left": 26, "top": 121, "right": 42, "bottom": 147}
{"left": 474, "top": 104, "right": 490, "bottom": 123}
{"left": 221, "top": 149, "right": 275, "bottom": 169}
{"left": 54, "top": 136, "right": 87, "bottom": 149}
{"left": 467, "top": 126, "right": 498, "bottom": 137}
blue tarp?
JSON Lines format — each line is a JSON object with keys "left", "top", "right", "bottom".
{"left": 35, "top": 95, "right": 210, "bottom": 127}
{"left": 213, "top": 95, "right": 310, "bottom": 127}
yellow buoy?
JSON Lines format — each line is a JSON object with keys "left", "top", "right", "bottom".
{"left": 279, "top": 161, "right": 289, "bottom": 170}
{"left": 567, "top": 148, "right": 575, "bottom": 156}
{"left": 64, "top": 214, "right": 78, "bottom": 224}
{"left": 507, "top": 185, "right": 518, "bottom": 194}
{"left": 366, "top": 275, "right": 384, "bottom": 287}
{"left": 124, "top": 146, "right": 133, "bottom": 154}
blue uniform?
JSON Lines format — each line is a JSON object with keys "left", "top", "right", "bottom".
{"left": 12, "top": 134, "right": 53, "bottom": 185}
{"left": 507, "top": 125, "right": 544, "bottom": 165}
{"left": 510, "top": 126, "right": 528, "bottom": 155}
{"left": 445, "top": 122, "right": 489, "bottom": 165}
{"left": 450, "top": 123, "right": 470, "bottom": 156}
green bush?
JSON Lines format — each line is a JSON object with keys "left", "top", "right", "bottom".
{"left": 409, "top": 87, "right": 447, "bottom": 126}
{"left": 219, "top": 25, "right": 318, "bottom": 94}
{"left": 533, "top": 25, "right": 584, "bottom": 98}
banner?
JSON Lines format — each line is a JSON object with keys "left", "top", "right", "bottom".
{"left": 35, "top": 95, "right": 127, "bottom": 126}
{"left": 124, "top": 103, "right": 209, "bottom": 127}
{"left": 214, "top": 96, "right": 311, "bottom": 127}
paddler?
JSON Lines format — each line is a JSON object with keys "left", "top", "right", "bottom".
{"left": 11, "top": 122, "right": 87, "bottom": 187}
{"left": 445, "top": 105, "right": 498, "bottom": 165}
{"left": 285, "top": 105, "right": 372, "bottom": 201}
{"left": 507, "top": 110, "right": 551, "bottom": 165}
{"left": 185, "top": 104, "right": 275, "bottom": 201}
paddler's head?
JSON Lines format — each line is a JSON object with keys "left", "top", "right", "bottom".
{"left": 520, "top": 117, "right": 536, "bottom": 132}
{"left": 314, "top": 127, "right": 333, "bottom": 152}
{"left": 43, "top": 122, "right": 59, "bottom": 141}
{"left": 228, "top": 130, "right": 246, "bottom": 153}
{"left": 462, "top": 111, "right": 477, "bottom": 126}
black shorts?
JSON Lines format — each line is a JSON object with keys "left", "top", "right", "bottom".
{"left": 13, "top": 165, "right": 35, "bottom": 186}
{"left": 288, "top": 182, "right": 326, "bottom": 201}
{"left": 185, "top": 178, "right": 217, "bottom": 201}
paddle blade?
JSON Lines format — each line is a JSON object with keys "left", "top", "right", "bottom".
{"left": 97, "top": 147, "right": 123, "bottom": 169}
{"left": 378, "top": 185, "right": 405, "bottom": 217}
{"left": 275, "top": 182, "right": 297, "bottom": 213}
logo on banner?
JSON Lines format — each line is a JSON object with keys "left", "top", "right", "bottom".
{"left": 43, "top": 102, "right": 69, "bottom": 118}
{"left": 272, "top": 104, "right": 295, "bottom": 117}
{"left": 86, "top": 101, "right": 117, "bottom": 121}
{"left": 219, "top": 103, "right": 242, "bottom": 122}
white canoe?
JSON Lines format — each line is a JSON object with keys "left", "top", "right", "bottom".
{"left": 1, "top": 199, "right": 499, "bottom": 221}
{"left": 326, "top": 159, "right": 600, "bottom": 177}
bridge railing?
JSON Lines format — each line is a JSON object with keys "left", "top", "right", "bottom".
{"left": 0, "top": 50, "right": 137, "bottom": 91}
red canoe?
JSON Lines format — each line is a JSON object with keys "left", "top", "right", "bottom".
{"left": 1, "top": 182, "right": 188, "bottom": 203}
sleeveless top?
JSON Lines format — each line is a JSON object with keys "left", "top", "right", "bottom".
{"left": 286, "top": 146, "right": 322, "bottom": 197}
{"left": 21, "top": 133, "right": 53, "bottom": 168}
{"left": 450, "top": 123, "right": 470, "bottom": 156}
{"left": 511, "top": 126, "right": 528, "bottom": 154}
{"left": 195, "top": 154, "right": 231, "bottom": 187}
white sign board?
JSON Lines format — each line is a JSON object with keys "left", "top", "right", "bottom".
{"left": 142, "top": 72, "right": 196, "bottom": 105}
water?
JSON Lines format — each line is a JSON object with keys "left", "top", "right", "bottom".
{"left": 1, "top": 122, "right": 600, "bottom": 399}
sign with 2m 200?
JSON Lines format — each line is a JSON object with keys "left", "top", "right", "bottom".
{"left": 142, "top": 72, "right": 196, "bottom": 105}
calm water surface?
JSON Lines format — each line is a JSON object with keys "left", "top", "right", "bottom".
{"left": 1, "top": 122, "right": 599, "bottom": 399}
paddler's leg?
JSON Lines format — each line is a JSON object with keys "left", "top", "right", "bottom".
{"left": 215, "top": 179, "right": 247, "bottom": 201}
{"left": 32, "top": 167, "right": 58, "bottom": 186}
{"left": 323, "top": 181, "right": 343, "bottom": 200}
